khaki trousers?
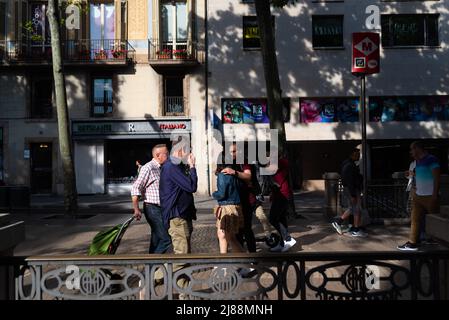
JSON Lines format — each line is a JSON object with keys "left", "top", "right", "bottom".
{"left": 410, "top": 193, "right": 439, "bottom": 244}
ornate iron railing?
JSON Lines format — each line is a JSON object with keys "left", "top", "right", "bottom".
{"left": 2, "top": 250, "right": 448, "bottom": 300}
{"left": 335, "top": 180, "right": 410, "bottom": 219}
{"left": 366, "top": 183, "right": 409, "bottom": 219}
{"left": 148, "top": 38, "right": 199, "bottom": 62}
{"left": 164, "top": 96, "right": 185, "bottom": 116}
{"left": 0, "top": 39, "right": 135, "bottom": 64}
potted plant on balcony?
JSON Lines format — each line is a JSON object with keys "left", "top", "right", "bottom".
{"left": 112, "top": 44, "right": 127, "bottom": 59}
{"left": 173, "top": 49, "right": 188, "bottom": 60}
{"left": 156, "top": 48, "right": 172, "bottom": 59}
{"left": 94, "top": 49, "right": 108, "bottom": 60}
{"left": 112, "top": 48, "right": 126, "bottom": 59}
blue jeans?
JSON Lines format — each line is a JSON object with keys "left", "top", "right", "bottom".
{"left": 143, "top": 203, "right": 172, "bottom": 254}
{"left": 269, "top": 197, "right": 291, "bottom": 246}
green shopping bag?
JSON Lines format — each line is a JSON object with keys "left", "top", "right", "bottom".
{"left": 88, "top": 225, "right": 121, "bottom": 255}
{"left": 88, "top": 217, "right": 134, "bottom": 255}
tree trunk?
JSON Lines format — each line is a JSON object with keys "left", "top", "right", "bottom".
{"left": 254, "top": 0, "right": 287, "bottom": 158}
{"left": 256, "top": 1, "right": 297, "bottom": 215}
{"left": 47, "top": 0, "right": 78, "bottom": 215}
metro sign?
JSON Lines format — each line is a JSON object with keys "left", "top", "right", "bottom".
{"left": 352, "top": 32, "right": 380, "bottom": 74}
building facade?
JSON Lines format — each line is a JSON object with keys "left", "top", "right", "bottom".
{"left": 207, "top": 0, "right": 449, "bottom": 190}
{"left": 1, "top": 0, "right": 449, "bottom": 196}
{"left": 0, "top": 0, "right": 209, "bottom": 195}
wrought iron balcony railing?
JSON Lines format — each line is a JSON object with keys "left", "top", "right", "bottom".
{"left": 164, "top": 96, "right": 185, "bottom": 116}
{"left": 148, "top": 38, "right": 200, "bottom": 63}
{"left": 0, "top": 39, "right": 135, "bottom": 65}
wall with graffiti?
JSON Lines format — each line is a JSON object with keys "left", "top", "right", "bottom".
{"left": 300, "top": 98, "right": 359, "bottom": 123}
{"left": 369, "top": 96, "right": 449, "bottom": 122}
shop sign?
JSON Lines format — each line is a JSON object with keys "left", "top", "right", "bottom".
{"left": 73, "top": 120, "right": 191, "bottom": 136}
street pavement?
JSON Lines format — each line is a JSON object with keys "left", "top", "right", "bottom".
{"left": 10, "top": 191, "right": 429, "bottom": 256}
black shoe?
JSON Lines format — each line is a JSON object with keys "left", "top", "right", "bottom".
{"left": 397, "top": 241, "right": 418, "bottom": 251}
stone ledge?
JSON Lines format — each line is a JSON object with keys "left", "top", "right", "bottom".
{"left": 0, "top": 220, "right": 25, "bottom": 253}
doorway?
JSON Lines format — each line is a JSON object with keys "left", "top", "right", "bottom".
{"left": 30, "top": 142, "right": 52, "bottom": 194}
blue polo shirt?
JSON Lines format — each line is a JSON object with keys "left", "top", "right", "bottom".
{"left": 415, "top": 154, "right": 440, "bottom": 196}
{"left": 160, "top": 157, "right": 198, "bottom": 228}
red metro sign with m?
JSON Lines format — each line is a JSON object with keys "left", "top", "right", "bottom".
{"left": 352, "top": 32, "right": 380, "bottom": 74}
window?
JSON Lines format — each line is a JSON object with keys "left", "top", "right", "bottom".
{"left": 0, "top": 1, "right": 6, "bottom": 42}
{"left": 31, "top": 75, "right": 53, "bottom": 119}
{"left": 0, "top": 1, "right": 5, "bottom": 59}
{"left": 243, "top": 16, "right": 275, "bottom": 50}
{"left": 164, "top": 76, "right": 184, "bottom": 115}
{"left": 312, "top": 15, "right": 344, "bottom": 48}
{"left": 92, "top": 77, "right": 113, "bottom": 116}
{"left": 90, "top": 2, "right": 116, "bottom": 58}
{"left": 381, "top": 14, "right": 439, "bottom": 47}
{"left": 29, "top": 2, "right": 52, "bottom": 56}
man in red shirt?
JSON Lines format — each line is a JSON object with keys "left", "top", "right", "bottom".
{"left": 268, "top": 155, "right": 297, "bottom": 252}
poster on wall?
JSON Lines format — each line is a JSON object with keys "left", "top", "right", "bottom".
{"left": 369, "top": 96, "right": 449, "bottom": 122}
{"left": 222, "top": 99, "right": 270, "bottom": 124}
{"left": 222, "top": 98, "right": 290, "bottom": 124}
{"left": 300, "top": 98, "right": 359, "bottom": 123}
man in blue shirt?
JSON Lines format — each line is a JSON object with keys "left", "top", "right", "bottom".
{"left": 160, "top": 137, "right": 197, "bottom": 295}
{"left": 398, "top": 141, "right": 440, "bottom": 251}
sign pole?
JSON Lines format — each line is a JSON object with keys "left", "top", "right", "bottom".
{"left": 352, "top": 32, "right": 380, "bottom": 211}
{"left": 360, "top": 74, "right": 368, "bottom": 209}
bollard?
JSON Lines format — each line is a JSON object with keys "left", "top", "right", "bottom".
{"left": 322, "top": 172, "right": 341, "bottom": 219}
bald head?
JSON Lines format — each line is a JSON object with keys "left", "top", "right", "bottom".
{"left": 152, "top": 144, "right": 168, "bottom": 164}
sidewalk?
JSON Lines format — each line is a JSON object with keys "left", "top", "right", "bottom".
{"left": 27, "top": 193, "right": 218, "bottom": 214}
{"left": 12, "top": 190, "right": 443, "bottom": 256}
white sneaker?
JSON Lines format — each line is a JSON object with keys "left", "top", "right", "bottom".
{"left": 238, "top": 267, "right": 255, "bottom": 277}
{"left": 281, "top": 238, "right": 297, "bottom": 252}
{"left": 270, "top": 243, "right": 284, "bottom": 252}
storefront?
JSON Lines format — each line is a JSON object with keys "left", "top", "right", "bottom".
{"left": 72, "top": 118, "right": 192, "bottom": 195}
{"left": 288, "top": 95, "right": 449, "bottom": 189}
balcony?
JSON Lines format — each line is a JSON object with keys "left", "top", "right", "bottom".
{"left": 0, "top": 39, "right": 135, "bottom": 67}
{"left": 164, "top": 96, "right": 185, "bottom": 116}
{"left": 148, "top": 38, "right": 201, "bottom": 73}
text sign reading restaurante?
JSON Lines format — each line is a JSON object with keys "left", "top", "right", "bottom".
{"left": 72, "top": 120, "right": 191, "bottom": 136}
{"left": 352, "top": 32, "right": 380, "bottom": 74}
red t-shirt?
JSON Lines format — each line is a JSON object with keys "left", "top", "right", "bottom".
{"left": 272, "top": 158, "right": 292, "bottom": 201}
{"left": 241, "top": 164, "right": 257, "bottom": 206}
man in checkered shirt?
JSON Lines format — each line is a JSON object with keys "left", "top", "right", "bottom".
{"left": 131, "top": 144, "right": 171, "bottom": 253}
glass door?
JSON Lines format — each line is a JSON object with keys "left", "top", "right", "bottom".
{"left": 90, "top": 2, "right": 115, "bottom": 59}
{"left": 160, "top": 0, "right": 187, "bottom": 57}
{"left": 29, "top": 2, "right": 51, "bottom": 58}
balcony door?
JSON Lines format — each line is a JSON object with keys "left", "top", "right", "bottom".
{"left": 29, "top": 2, "right": 51, "bottom": 56}
{"left": 90, "top": 2, "right": 115, "bottom": 58}
{"left": 160, "top": 0, "right": 187, "bottom": 53}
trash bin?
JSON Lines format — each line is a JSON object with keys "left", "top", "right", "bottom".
{"left": 9, "top": 186, "right": 30, "bottom": 209}
{"left": 323, "top": 172, "right": 341, "bottom": 219}
{"left": 0, "top": 186, "right": 9, "bottom": 210}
